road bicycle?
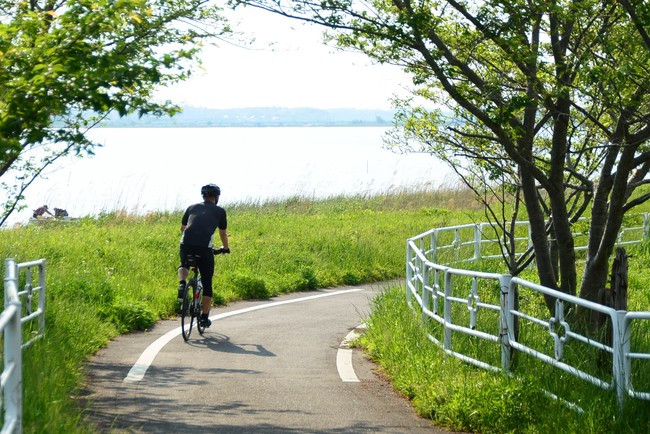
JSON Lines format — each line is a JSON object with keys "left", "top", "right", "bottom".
{"left": 180, "top": 248, "right": 228, "bottom": 341}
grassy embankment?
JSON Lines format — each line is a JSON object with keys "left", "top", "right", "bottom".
{"left": 2, "top": 188, "right": 650, "bottom": 433}
{"left": 361, "top": 216, "right": 650, "bottom": 433}
{"left": 0, "top": 188, "right": 478, "bottom": 433}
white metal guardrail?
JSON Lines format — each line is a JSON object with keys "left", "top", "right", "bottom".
{"left": 2, "top": 258, "right": 46, "bottom": 434}
{"left": 406, "top": 215, "right": 650, "bottom": 410}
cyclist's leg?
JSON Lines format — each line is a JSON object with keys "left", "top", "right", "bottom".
{"left": 178, "top": 244, "right": 190, "bottom": 280}
{"left": 178, "top": 265, "right": 189, "bottom": 282}
{"left": 198, "top": 250, "right": 215, "bottom": 317}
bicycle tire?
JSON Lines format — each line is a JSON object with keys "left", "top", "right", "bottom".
{"left": 181, "top": 279, "right": 196, "bottom": 341}
{"left": 196, "top": 279, "right": 206, "bottom": 335}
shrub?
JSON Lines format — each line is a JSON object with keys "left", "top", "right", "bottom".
{"left": 99, "top": 298, "right": 156, "bottom": 332}
{"left": 232, "top": 272, "right": 270, "bottom": 299}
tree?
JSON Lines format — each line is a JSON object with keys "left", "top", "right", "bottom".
{"left": 233, "top": 0, "right": 650, "bottom": 314}
{"left": 0, "top": 0, "right": 229, "bottom": 226}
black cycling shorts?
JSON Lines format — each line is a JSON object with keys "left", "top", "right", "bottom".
{"left": 179, "top": 244, "right": 215, "bottom": 297}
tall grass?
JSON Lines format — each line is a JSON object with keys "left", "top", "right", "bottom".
{"left": 361, "top": 287, "right": 564, "bottom": 433}
{"left": 0, "top": 188, "right": 480, "bottom": 433}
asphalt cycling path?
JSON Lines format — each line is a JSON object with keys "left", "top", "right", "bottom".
{"left": 84, "top": 282, "right": 450, "bottom": 433}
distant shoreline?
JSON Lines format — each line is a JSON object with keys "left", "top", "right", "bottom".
{"left": 97, "top": 122, "right": 394, "bottom": 128}
{"left": 98, "top": 106, "right": 396, "bottom": 128}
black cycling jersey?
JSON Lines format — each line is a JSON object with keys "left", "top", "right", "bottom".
{"left": 181, "top": 201, "right": 227, "bottom": 248}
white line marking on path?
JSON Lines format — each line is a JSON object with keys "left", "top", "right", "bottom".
{"left": 124, "top": 288, "right": 367, "bottom": 383}
{"left": 337, "top": 324, "right": 366, "bottom": 383}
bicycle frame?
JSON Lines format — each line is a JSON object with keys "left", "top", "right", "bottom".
{"left": 180, "top": 255, "right": 205, "bottom": 341}
{"left": 179, "top": 248, "right": 228, "bottom": 341}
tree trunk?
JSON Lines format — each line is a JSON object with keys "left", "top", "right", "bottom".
{"left": 610, "top": 248, "right": 628, "bottom": 311}
{"left": 520, "top": 170, "right": 558, "bottom": 313}
{"left": 596, "top": 248, "right": 628, "bottom": 368}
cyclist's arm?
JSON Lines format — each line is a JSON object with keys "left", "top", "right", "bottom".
{"left": 180, "top": 224, "right": 187, "bottom": 233}
{"left": 218, "top": 228, "right": 229, "bottom": 250}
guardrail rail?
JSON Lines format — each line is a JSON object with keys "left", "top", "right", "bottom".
{"left": 406, "top": 215, "right": 650, "bottom": 410}
{"left": 2, "top": 258, "right": 46, "bottom": 434}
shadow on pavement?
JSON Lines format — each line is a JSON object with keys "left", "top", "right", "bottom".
{"left": 184, "top": 333, "right": 276, "bottom": 358}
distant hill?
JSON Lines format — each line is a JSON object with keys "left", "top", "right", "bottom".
{"left": 100, "top": 106, "right": 396, "bottom": 127}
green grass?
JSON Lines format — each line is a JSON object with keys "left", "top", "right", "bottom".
{"left": 3, "top": 187, "right": 650, "bottom": 433}
{"left": 0, "top": 188, "right": 480, "bottom": 433}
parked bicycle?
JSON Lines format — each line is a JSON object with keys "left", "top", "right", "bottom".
{"left": 180, "top": 247, "right": 228, "bottom": 341}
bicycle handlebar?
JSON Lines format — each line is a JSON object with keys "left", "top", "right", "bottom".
{"left": 213, "top": 247, "right": 230, "bottom": 255}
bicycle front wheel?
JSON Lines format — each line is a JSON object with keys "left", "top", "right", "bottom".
{"left": 181, "top": 280, "right": 196, "bottom": 341}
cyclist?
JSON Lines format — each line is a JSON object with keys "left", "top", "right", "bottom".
{"left": 178, "top": 183, "right": 230, "bottom": 328}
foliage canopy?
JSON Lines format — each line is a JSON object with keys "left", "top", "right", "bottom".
{"left": 234, "top": 0, "right": 650, "bottom": 311}
{"left": 0, "top": 0, "right": 228, "bottom": 226}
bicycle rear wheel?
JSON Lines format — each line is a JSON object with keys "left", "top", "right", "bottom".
{"left": 196, "top": 280, "right": 206, "bottom": 335}
{"left": 181, "top": 280, "right": 196, "bottom": 341}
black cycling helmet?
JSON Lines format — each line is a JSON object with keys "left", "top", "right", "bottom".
{"left": 201, "top": 184, "right": 221, "bottom": 197}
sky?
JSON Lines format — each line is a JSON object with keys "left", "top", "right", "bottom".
{"left": 154, "top": 7, "right": 412, "bottom": 110}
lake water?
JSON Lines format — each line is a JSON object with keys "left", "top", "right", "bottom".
{"left": 7, "top": 127, "right": 454, "bottom": 225}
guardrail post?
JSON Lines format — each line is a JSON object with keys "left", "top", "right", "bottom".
{"left": 499, "top": 274, "right": 513, "bottom": 372}
{"left": 430, "top": 231, "right": 437, "bottom": 263}
{"left": 453, "top": 229, "right": 461, "bottom": 262}
{"left": 643, "top": 213, "right": 650, "bottom": 243}
{"left": 422, "top": 265, "right": 430, "bottom": 324}
{"left": 406, "top": 240, "right": 413, "bottom": 307}
{"left": 613, "top": 311, "right": 629, "bottom": 410}
{"left": 443, "top": 270, "right": 453, "bottom": 351}
{"left": 38, "top": 261, "right": 46, "bottom": 334}
{"left": 474, "top": 224, "right": 481, "bottom": 262}
{"left": 4, "top": 258, "right": 23, "bottom": 434}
